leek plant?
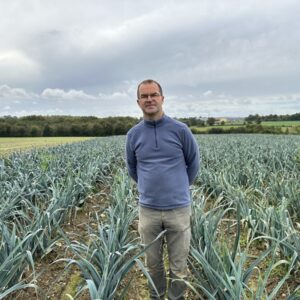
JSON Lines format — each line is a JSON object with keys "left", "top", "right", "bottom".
{"left": 62, "top": 170, "right": 157, "bottom": 299}
{"left": 0, "top": 138, "right": 120, "bottom": 296}
{"left": 189, "top": 202, "right": 298, "bottom": 299}
{"left": 0, "top": 223, "right": 37, "bottom": 298}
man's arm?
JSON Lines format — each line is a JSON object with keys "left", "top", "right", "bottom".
{"left": 182, "top": 127, "right": 200, "bottom": 185}
{"left": 125, "top": 133, "right": 138, "bottom": 182}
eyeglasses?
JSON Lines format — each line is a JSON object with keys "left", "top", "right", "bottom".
{"left": 139, "top": 92, "right": 161, "bottom": 100}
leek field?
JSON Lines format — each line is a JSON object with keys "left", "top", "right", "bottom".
{"left": 0, "top": 134, "right": 300, "bottom": 299}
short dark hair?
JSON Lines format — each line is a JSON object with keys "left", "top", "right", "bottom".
{"left": 137, "top": 79, "right": 163, "bottom": 98}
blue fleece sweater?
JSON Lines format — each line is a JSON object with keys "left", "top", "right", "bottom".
{"left": 125, "top": 115, "right": 200, "bottom": 210}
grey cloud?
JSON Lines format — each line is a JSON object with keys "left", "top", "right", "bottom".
{"left": 165, "top": 92, "right": 300, "bottom": 117}
{"left": 0, "top": 0, "right": 299, "bottom": 117}
{"left": 0, "top": 85, "right": 35, "bottom": 98}
{"left": 0, "top": 85, "right": 140, "bottom": 117}
{"left": 5, "top": 2, "right": 300, "bottom": 91}
{"left": 41, "top": 88, "right": 97, "bottom": 100}
{"left": 0, "top": 51, "right": 40, "bottom": 86}
{"left": 0, "top": 83, "right": 299, "bottom": 117}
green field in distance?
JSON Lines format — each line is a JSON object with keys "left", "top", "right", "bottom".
{"left": 261, "top": 120, "right": 300, "bottom": 126}
{"left": 0, "top": 137, "right": 94, "bottom": 156}
{"left": 191, "top": 120, "right": 300, "bottom": 133}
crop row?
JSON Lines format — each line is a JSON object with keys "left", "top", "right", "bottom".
{"left": 0, "top": 134, "right": 300, "bottom": 299}
{"left": 0, "top": 137, "right": 124, "bottom": 298}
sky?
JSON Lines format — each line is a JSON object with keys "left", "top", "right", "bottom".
{"left": 0, "top": 0, "right": 300, "bottom": 118}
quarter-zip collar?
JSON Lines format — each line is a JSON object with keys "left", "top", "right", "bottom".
{"left": 143, "top": 114, "right": 167, "bottom": 127}
{"left": 143, "top": 114, "right": 167, "bottom": 149}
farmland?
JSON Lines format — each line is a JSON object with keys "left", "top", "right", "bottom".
{"left": 191, "top": 120, "right": 300, "bottom": 134}
{"left": 0, "top": 137, "right": 93, "bottom": 156}
{"left": 0, "top": 134, "right": 300, "bottom": 299}
{"left": 262, "top": 121, "right": 300, "bottom": 127}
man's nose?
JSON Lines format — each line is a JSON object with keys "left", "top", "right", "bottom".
{"left": 145, "top": 95, "right": 153, "bottom": 101}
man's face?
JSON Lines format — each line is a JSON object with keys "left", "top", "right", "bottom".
{"left": 137, "top": 82, "right": 164, "bottom": 120}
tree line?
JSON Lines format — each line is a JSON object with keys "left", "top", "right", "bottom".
{"left": 0, "top": 113, "right": 299, "bottom": 137}
{"left": 245, "top": 112, "right": 300, "bottom": 123}
{"left": 0, "top": 115, "right": 216, "bottom": 137}
{"left": 0, "top": 115, "right": 139, "bottom": 137}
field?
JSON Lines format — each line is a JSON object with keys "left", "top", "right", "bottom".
{"left": 191, "top": 124, "right": 241, "bottom": 132}
{"left": 0, "top": 137, "right": 93, "bottom": 156}
{"left": 262, "top": 121, "right": 300, "bottom": 127}
{"left": 191, "top": 120, "right": 300, "bottom": 134}
{"left": 1, "top": 134, "right": 300, "bottom": 299}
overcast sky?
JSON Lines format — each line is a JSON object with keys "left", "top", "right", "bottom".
{"left": 0, "top": 0, "right": 300, "bottom": 118}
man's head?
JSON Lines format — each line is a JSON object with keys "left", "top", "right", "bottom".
{"left": 137, "top": 79, "right": 165, "bottom": 120}
{"left": 137, "top": 79, "right": 163, "bottom": 99}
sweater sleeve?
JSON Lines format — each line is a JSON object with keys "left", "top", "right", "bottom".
{"left": 182, "top": 126, "right": 200, "bottom": 185}
{"left": 125, "top": 133, "right": 138, "bottom": 182}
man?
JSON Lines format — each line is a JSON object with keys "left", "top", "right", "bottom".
{"left": 125, "top": 79, "right": 200, "bottom": 300}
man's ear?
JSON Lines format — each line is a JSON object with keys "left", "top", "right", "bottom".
{"left": 137, "top": 99, "right": 141, "bottom": 107}
{"left": 162, "top": 96, "right": 165, "bottom": 103}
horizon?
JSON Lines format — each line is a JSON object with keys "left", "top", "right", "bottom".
{"left": 1, "top": 112, "right": 299, "bottom": 120}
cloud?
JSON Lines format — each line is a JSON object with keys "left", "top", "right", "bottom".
{"left": 165, "top": 92, "right": 300, "bottom": 117}
{"left": 0, "top": 85, "right": 34, "bottom": 98}
{"left": 1, "top": 82, "right": 299, "bottom": 118}
{"left": 0, "top": 1, "right": 299, "bottom": 117}
{"left": 0, "top": 84, "right": 140, "bottom": 117}
{"left": 203, "top": 90, "right": 213, "bottom": 97}
{"left": 41, "top": 88, "right": 97, "bottom": 100}
{"left": 0, "top": 51, "right": 40, "bottom": 85}
{"left": 3, "top": 0, "right": 299, "bottom": 91}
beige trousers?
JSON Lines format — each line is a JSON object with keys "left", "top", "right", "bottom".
{"left": 138, "top": 205, "right": 191, "bottom": 300}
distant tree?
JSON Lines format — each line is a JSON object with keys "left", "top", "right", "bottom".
{"left": 55, "top": 125, "right": 70, "bottom": 136}
{"left": 43, "top": 124, "right": 54, "bottom": 136}
{"left": 198, "top": 120, "right": 205, "bottom": 127}
{"left": 207, "top": 117, "right": 216, "bottom": 126}
{"left": 70, "top": 125, "right": 82, "bottom": 136}
{"left": 177, "top": 117, "right": 205, "bottom": 127}
{"left": 92, "top": 123, "right": 104, "bottom": 136}
{"left": 113, "top": 121, "right": 125, "bottom": 135}
{"left": 10, "top": 125, "right": 28, "bottom": 137}
{"left": 208, "top": 127, "right": 224, "bottom": 134}
{"left": 292, "top": 113, "right": 300, "bottom": 121}
{"left": 0, "top": 124, "right": 11, "bottom": 137}
{"left": 245, "top": 114, "right": 260, "bottom": 123}
{"left": 30, "top": 126, "right": 42, "bottom": 137}
{"left": 21, "top": 115, "right": 46, "bottom": 122}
